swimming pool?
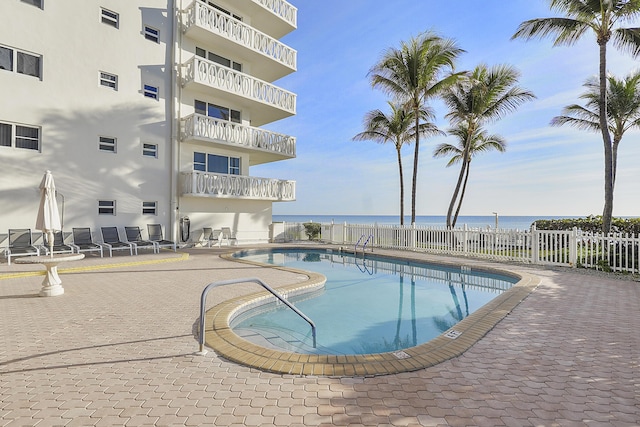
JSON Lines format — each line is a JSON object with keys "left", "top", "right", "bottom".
{"left": 230, "top": 248, "right": 519, "bottom": 355}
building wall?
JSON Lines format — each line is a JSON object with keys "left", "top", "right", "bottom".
{"left": 0, "top": 1, "right": 173, "bottom": 243}
{"left": 0, "top": 0, "right": 296, "bottom": 247}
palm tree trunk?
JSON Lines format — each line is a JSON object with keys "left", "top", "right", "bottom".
{"left": 451, "top": 160, "right": 471, "bottom": 228}
{"left": 612, "top": 137, "right": 620, "bottom": 191}
{"left": 411, "top": 111, "right": 419, "bottom": 225}
{"left": 446, "top": 130, "right": 472, "bottom": 228}
{"left": 599, "top": 41, "right": 614, "bottom": 233}
{"left": 396, "top": 145, "right": 404, "bottom": 226}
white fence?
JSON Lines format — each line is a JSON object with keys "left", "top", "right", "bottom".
{"left": 273, "top": 222, "right": 639, "bottom": 274}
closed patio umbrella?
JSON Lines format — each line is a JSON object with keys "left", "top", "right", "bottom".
{"left": 35, "top": 170, "right": 62, "bottom": 257}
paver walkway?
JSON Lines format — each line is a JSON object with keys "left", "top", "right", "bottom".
{"left": 1, "top": 247, "right": 639, "bottom": 426}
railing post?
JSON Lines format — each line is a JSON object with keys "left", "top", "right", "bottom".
{"left": 411, "top": 222, "right": 417, "bottom": 251}
{"left": 343, "top": 222, "right": 347, "bottom": 245}
{"left": 569, "top": 227, "right": 578, "bottom": 268}
{"left": 463, "top": 224, "right": 469, "bottom": 256}
{"left": 531, "top": 223, "right": 539, "bottom": 265}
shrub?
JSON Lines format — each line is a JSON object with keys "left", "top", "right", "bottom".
{"left": 303, "top": 222, "right": 321, "bottom": 240}
{"left": 534, "top": 216, "right": 640, "bottom": 234}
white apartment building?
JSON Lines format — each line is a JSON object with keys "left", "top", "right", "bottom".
{"left": 0, "top": 0, "right": 297, "bottom": 246}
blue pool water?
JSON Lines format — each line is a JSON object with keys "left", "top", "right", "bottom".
{"left": 231, "top": 249, "right": 518, "bottom": 355}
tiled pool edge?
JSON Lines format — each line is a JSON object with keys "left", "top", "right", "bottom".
{"left": 204, "top": 248, "right": 541, "bottom": 377}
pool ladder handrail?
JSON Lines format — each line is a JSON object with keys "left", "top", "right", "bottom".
{"left": 355, "top": 233, "right": 374, "bottom": 254}
{"left": 197, "top": 277, "right": 316, "bottom": 354}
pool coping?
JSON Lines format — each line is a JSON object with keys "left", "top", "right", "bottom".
{"left": 204, "top": 246, "right": 541, "bottom": 377}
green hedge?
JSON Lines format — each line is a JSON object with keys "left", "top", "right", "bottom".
{"left": 534, "top": 216, "right": 640, "bottom": 234}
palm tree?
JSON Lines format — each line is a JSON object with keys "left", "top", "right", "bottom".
{"left": 512, "top": 0, "right": 640, "bottom": 233}
{"left": 369, "top": 32, "right": 464, "bottom": 224}
{"left": 440, "top": 64, "right": 535, "bottom": 228}
{"left": 551, "top": 71, "right": 640, "bottom": 191}
{"left": 353, "top": 102, "right": 442, "bottom": 225}
{"left": 434, "top": 125, "right": 507, "bottom": 228}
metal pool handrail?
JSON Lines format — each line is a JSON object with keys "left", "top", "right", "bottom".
{"left": 355, "top": 233, "right": 374, "bottom": 253}
{"left": 198, "top": 277, "right": 317, "bottom": 354}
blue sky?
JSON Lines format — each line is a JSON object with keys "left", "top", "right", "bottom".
{"left": 254, "top": 1, "right": 640, "bottom": 217}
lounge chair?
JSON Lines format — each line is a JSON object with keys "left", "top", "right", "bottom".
{"left": 147, "top": 224, "right": 177, "bottom": 252}
{"left": 124, "top": 226, "right": 158, "bottom": 253}
{"left": 70, "top": 228, "right": 104, "bottom": 257}
{"left": 5, "top": 229, "right": 40, "bottom": 265}
{"left": 202, "top": 227, "right": 221, "bottom": 247}
{"left": 220, "top": 227, "right": 237, "bottom": 246}
{"left": 42, "top": 230, "right": 75, "bottom": 255}
{"left": 100, "top": 227, "right": 136, "bottom": 256}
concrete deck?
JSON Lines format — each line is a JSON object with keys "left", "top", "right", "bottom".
{"left": 1, "top": 247, "right": 639, "bottom": 426}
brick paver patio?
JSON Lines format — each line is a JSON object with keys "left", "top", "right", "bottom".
{"left": 1, "top": 247, "right": 638, "bottom": 426}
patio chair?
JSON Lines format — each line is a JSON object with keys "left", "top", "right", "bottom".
{"left": 41, "top": 230, "right": 75, "bottom": 256}
{"left": 71, "top": 228, "right": 104, "bottom": 257}
{"left": 100, "top": 227, "right": 136, "bottom": 256}
{"left": 5, "top": 229, "right": 40, "bottom": 265}
{"left": 124, "top": 226, "right": 158, "bottom": 254}
{"left": 202, "top": 227, "right": 221, "bottom": 247}
{"left": 147, "top": 224, "right": 177, "bottom": 252}
{"left": 220, "top": 227, "right": 237, "bottom": 246}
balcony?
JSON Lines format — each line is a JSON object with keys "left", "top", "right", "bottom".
{"left": 182, "top": 114, "right": 295, "bottom": 165}
{"left": 235, "top": 0, "right": 297, "bottom": 38}
{"left": 182, "top": 56, "right": 296, "bottom": 126}
{"left": 181, "top": 171, "right": 295, "bottom": 201}
{"left": 183, "top": 1, "right": 296, "bottom": 82}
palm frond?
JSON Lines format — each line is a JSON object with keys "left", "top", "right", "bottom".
{"left": 612, "top": 27, "right": 640, "bottom": 56}
{"left": 512, "top": 17, "right": 590, "bottom": 46}
{"left": 551, "top": 114, "right": 601, "bottom": 131}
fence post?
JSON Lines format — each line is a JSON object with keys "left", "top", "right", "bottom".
{"left": 343, "top": 222, "right": 347, "bottom": 245}
{"left": 411, "top": 222, "right": 416, "bottom": 251}
{"left": 330, "top": 220, "right": 336, "bottom": 244}
{"left": 569, "top": 227, "right": 578, "bottom": 268}
{"left": 463, "top": 224, "right": 469, "bottom": 256}
{"left": 531, "top": 223, "right": 539, "bottom": 265}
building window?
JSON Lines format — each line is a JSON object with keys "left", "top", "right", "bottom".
{"left": 0, "top": 45, "right": 41, "bottom": 78}
{"left": 101, "top": 8, "right": 119, "bottom": 28}
{"left": 15, "top": 126, "right": 40, "bottom": 150}
{"left": 100, "top": 72, "right": 117, "bottom": 90}
{"left": 142, "top": 143, "right": 158, "bottom": 158}
{"left": 17, "top": 51, "right": 41, "bottom": 77}
{"left": 0, "top": 123, "right": 11, "bottom": 147}
{"left": 98, "top": 200, "right": 116, "bottom": 215}
{"left": 99, "top": 136, "right": 116, "bottom": 152}
{"left": 194, "top": 152, "right": 240, "bottom": 175}
{"left": 143, "top": 84, "right": 158, "bottom": 99}
{"left": 0, "top": 46, "right": 13, "bottom": 71}
{"left": 21, "top": 0, "right": 43, "bottom": 9}
{"left": 195, "top": 100, "right": 240, "bottom": 123}
{"left": 144, "top": 26, "right": 159, "bottom": 43}
{"left": 0, "top": 121, "right": 40, "bottom": 151}
{"left": 196, "top": 47, "right": 242, "bottom": 72}
{"left": 142, "top": 201, "right": 157, "bottom": 215}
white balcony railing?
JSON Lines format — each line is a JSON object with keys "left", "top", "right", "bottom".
{"left": 253, "top": 0, "right": 297, "bottom": 28}
{"left": 182, "top": 57, "right": 296, "bottom": 117}
{"left": 182, "top": 114, "right": 295, "bottom": 158}
{"left": 182, "top": 171, "right": 295, "bottom": 201}
{"left": 184, "top": 1, "right": 296, "bottom": 71}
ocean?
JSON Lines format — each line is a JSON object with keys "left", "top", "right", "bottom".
{"left": 272, "top": 215, "right": 576, "bottom": 231}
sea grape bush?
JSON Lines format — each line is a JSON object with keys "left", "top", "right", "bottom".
{"left": 303, "top": 222, "right": 321, "bottom": 240}
{"left": 534, "top": 216, "right": 640, "bottom": 234}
